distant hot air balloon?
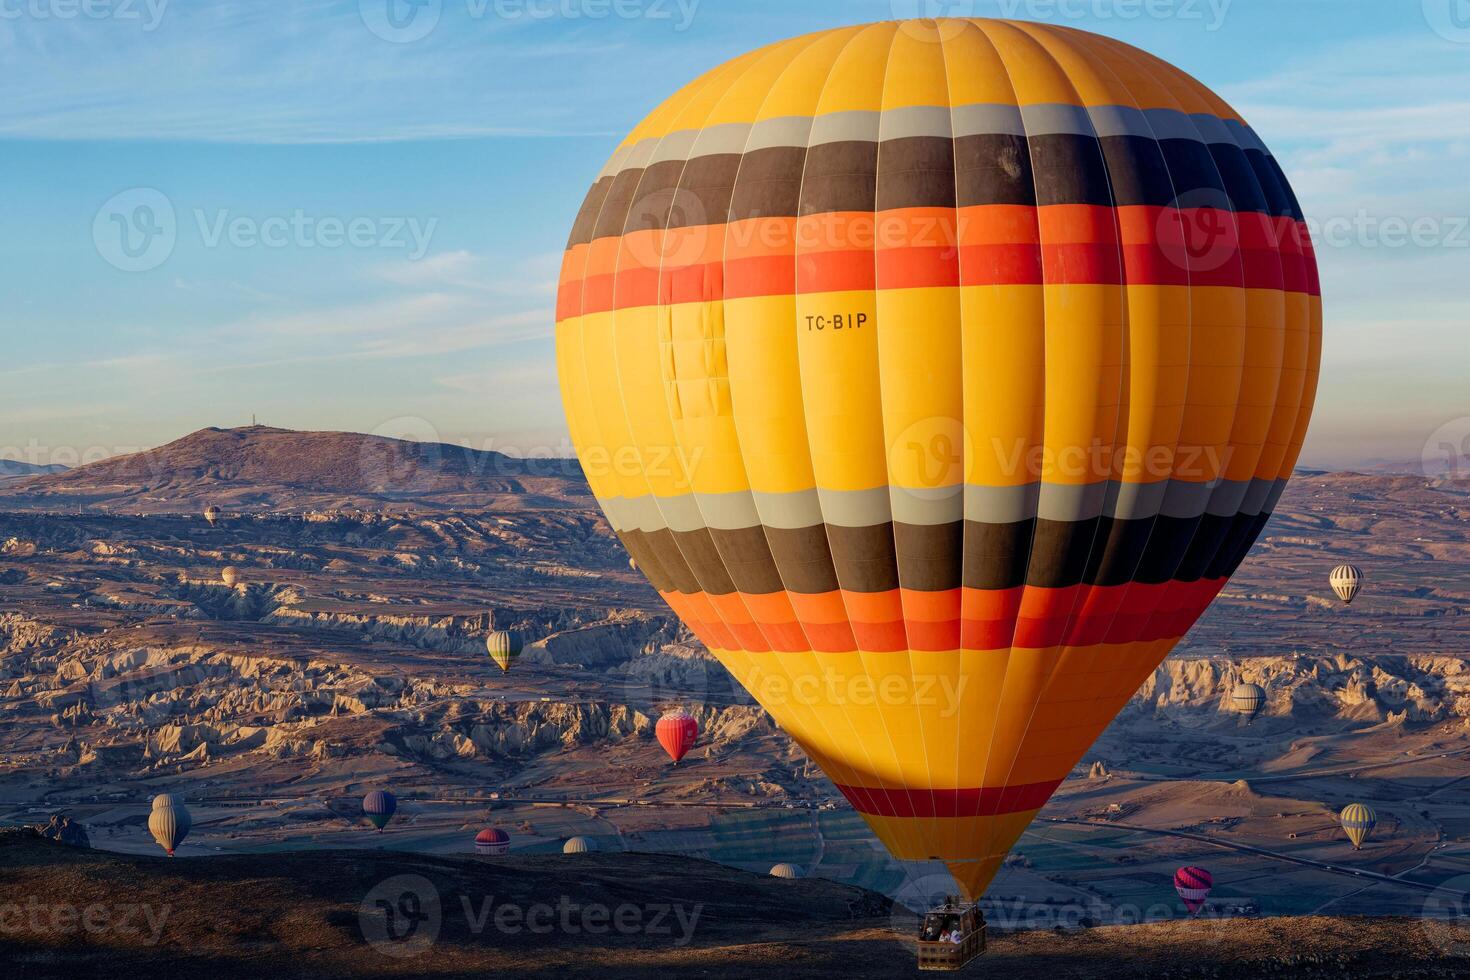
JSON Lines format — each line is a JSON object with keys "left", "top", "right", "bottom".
{"left": 221, "top": 566, "right": 241, "bottom": 587}
{"left": 363, "top": 790, "right": 397, "bottom": 831}
{"left": 656, "top": 708, "right": 698, "bottom": 764}
{"left": 148, "top": 795, "right": 191, "bottom": 856}
{"left": 563, "top": 836, "right": 596, "bottom": 854}
{"left": 554, "top": 18, "right": 1321, "bottom": 900}
{"left": 1173, "top": 866, "right": 1213, "bottom": 915}
{"left": 1340, "top": 803, "right": 1376, "bottom": 849}
{"left": 204, "top": 505, "right": 221, "bottom": 527}
{"left": 1329, "top": 564, "right": 1363, "bottom": 604}
{"left": 1230, "top": 683, "right": 1266, "bottom": 723}
{"left": 770, "top": 863, "right": 802, "bottom": 879}
{"left": 475, "top": 828, "right": 510, "bottom": 856}
{"left": 486, "top": 629, "right": 524, "bottom": 674}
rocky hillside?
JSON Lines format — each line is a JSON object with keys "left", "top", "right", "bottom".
{"left": 0, "top": 425, "right": 593, "bottom": 511}
{"left": 1134, "top": 653, "right": 1470, "bottom": 727}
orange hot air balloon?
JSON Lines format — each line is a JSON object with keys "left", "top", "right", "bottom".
{"left": 555, "top": 19, "right": 1321, "bottom": 900}
{"left": 656, "top": 708, "right": 698, "bottom": 763}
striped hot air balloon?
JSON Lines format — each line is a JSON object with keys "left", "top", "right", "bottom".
{"left": 362, "top": 790, "right": 397, "bottom": 831}
{"left": 770, "top": 863, "right": 803, "bottom": 879}
{"left": 656, "top": 708, "right": 699, "bottom": 763}
{"left": 475, "top": 828, "right": 510, "bottom": 856}
{"left": 203, "top": 505, "right": 221, "bottom": 527}
{"left": 1230, "top": 682, "right": 1266, "bottom": 723}
{"left": 563, "top": 836, "right": 596, "bottom": 854}
{"left": 1329, "top": 564, "right": 1362, "bottom": 604}
{"left": 554, "top": 19, "right": 1321, "bottom": 901}
{"left": 1340, "top": 803, "right": 1376, "bottom": 849}
{"left": 486, "top": 629, "right": 524, "bottom": 674}
{"left": 1173, "top": 866, "right": 1212, "bottom": 914}
{"left": 148, "top": 794, "right": 191, "bottom": 857}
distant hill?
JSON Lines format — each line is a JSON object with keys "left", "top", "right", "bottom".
{"left": 2, "top": 831, "right": 1466, "bottom": 979}
{"left": 0, "top": 425, "right": 592, "bottom": 513}
{"left": 0, "top": 458, "right": 67, "bottom": 480}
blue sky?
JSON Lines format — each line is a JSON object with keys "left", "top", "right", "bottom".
{"left": 1, "top": 0, "right": 1466, "bottom": 471}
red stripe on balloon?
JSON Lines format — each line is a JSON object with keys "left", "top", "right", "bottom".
{"left": 833, "top": 779, "right": 1065, "bottom": 818}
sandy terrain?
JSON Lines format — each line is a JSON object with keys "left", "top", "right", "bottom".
{"left": 3, "top": 425, "right": 1470, "bottom": 943}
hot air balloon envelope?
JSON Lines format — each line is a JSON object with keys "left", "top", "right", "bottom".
{"left": 475, "top": 828, "right": 510, "bottom": 855}
{"left": 555, "top": 18, "right": 1321, "bottom": 901}
{"left": 1174, "top": 866, "right": 1213, "bottom": 914}
{"left": 1340, "top": 803, "right": 1376, "bottom": 849}
{"left": 363, "top": 790, "right": 397, "bottom": 830}
{"left": 149, "top": 800, "right": 191, "bottom": 856}
{"left": 487, "top": 629, "right": 524, "bottom": 674}
{"left": 1329, "top": 564, "right": 1362, "bottom": 604}
{"left": 656, "top": 708, "right": 699, "bottom": 763}
{"left": 1230, "top": 682, "right": 1265, "bottom": 722}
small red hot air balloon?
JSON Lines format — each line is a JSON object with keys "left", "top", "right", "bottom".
{"left": 474, "top": 828, "right": 510, "bottom": 856}
{"left": 656, "top": 709, "right": 698, "bottom": 764}
{"left": 1174, "top": 866, "right": 1213, "bottom": 915}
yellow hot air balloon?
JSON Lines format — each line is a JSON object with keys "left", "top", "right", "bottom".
{"left": 203, "top": 505, "right": 221, "bottom": 527}
{"left": 1329, "top": 564, "right": 1362, "bottom": 604}
{"left": 1340, "top": 803, "right": 1376, "bottom": 849}
{"left": 555, "top": 19, "right": 1321, "bottom": 900}
{"left": 221, "top": 566, "right": 241, "bottom": 587}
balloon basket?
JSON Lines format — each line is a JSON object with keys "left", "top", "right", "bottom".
{"left": 916, "top": 899, "right": 985, "bottom": 971}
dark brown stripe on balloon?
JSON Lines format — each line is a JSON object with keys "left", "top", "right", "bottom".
{"left": 568, "top": 175, "right": 615, "bottom": 250}
{"left": 609, "top": 506, "right": 1278, "bottom": 598}
{"left": 567, "top": 132, "right": 1311, "bottom": 245}
{"left": 729, "top": 145, "right": 808, "bottom": 221}
{"left": 765, "top": 524, "right": 843, "bottom": 595}
{"left": 799, "top": 140, "right": 877, "bottom": 216}
{"left": 955, "top": 134, "right": 1037, "bottom": 207}
{"left": 875, "top": 136, "right": 957, "bottom": 212}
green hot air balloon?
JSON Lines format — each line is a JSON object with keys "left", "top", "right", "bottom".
{"left": 486, "top": 629, "right": 524, "bottom": 674}
{"left": 148, "top": 794, "right": 191, "bottom": 856}
{"left": 1340, "top": 803, "right": 1377, "bottom": 849}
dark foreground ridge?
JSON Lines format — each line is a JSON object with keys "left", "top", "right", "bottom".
{"left": 2, "top": 831, "right": 1469, "bottom": 978}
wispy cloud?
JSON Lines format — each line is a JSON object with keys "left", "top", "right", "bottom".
{"left": 0, "top": 2, "right": 652, "bottom": 142}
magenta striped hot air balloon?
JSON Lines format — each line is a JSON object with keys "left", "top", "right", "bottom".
{"left": 1174, "top": 866, "right": 1213, "bottom": 915}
